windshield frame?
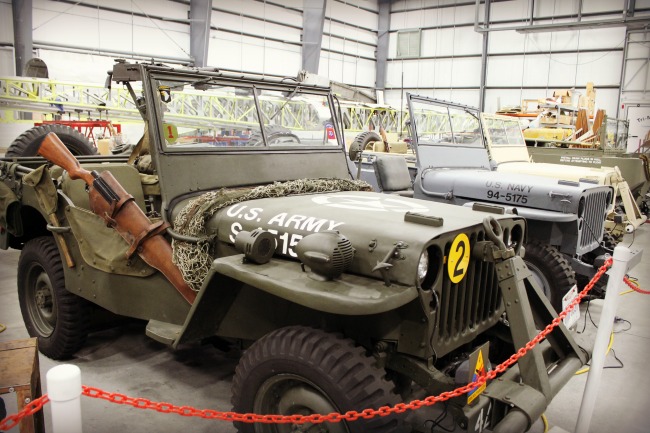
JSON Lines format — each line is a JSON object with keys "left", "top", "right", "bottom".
{"left": 146, "top": 69, "right": 345, "bottom": 154}
{"left": 406, "top": 94, "right": 485, "bottom": 149}
{"left": 406, "top": 93, "right": 493, "bottom": 171}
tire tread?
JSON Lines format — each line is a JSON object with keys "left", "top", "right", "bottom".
{"left": 18, "top": 236, "right": 89, "bottom": 359}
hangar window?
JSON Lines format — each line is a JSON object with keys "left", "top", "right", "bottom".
{"left": 397, "top": 29, "right": 421, "bottom": 59}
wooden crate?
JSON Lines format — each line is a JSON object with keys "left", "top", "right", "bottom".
{"left": 0, "top": 338, "right": 45, "bottom": 433}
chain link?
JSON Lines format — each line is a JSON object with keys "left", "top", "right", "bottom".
{"left": 0, "top": 258, "right": 617, "bottom": 428}
{"left": 0, "top": 394, "right": 49, "bottom": 431}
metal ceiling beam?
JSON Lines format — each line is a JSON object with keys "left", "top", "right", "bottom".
{"left": 302, "top": 0, "right": 326, "bottom": 73}
{"left": 376, "top": 0, "right": 390, "bottom": 91}
{"left": 190, "top": 0, "right": 212, "bottom": 67}
{"left": 12, "top": 0, "right": 32, "bottom": 76}
{"left": 474, "top": 0, "right": 650, "bottom": 33}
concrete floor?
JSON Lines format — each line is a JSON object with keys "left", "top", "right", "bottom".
{"left": 1, "top": 225, "right": 649, "bottom": 433}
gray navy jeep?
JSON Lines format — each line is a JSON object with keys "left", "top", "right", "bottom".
{"left": 0, "top": 61, "right": 588, "bottom": 433}
{"left": 355, "top": 95, "right": 614, "bottom": 309}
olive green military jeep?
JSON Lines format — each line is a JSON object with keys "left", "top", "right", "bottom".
{"left": 0, "top": 61, "right": 586, "bottom": 433}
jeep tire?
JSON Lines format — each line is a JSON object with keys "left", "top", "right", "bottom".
{"left": 352, "top": 131, "right": 382, "bottom": 151}
{"left": 231, "top": 326, "right": 405, "bottom": 433}
{"left": 524, "top": 241, "right": 577, "bottom": 313}
{"left": 6, "top": 124, "right": 97, "bottom": 157}
{"left": 18, "top": 236, "right": 90, "bottom": 359}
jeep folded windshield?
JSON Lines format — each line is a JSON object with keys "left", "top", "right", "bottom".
{"left": 152, "top": 78, "right": 340, "bottom": 150}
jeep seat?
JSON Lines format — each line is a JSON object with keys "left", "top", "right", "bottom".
{"left": 373, "top": 155, "right": 414, "bottom": 197}
{"left": 61, "top": 163, "right": 147, "bottom": 212}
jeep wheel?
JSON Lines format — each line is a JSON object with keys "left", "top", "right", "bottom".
{"left": 18, "top": 236, "right": 89, "bottom": 359}
{"left": 232, "top": 326, "right": 405, "bottom": 433}
{"left": 6, "top": 124, "right": 97, "bottom": 157}
{"left": 352, "top": 131, "right": 382, "bottom": 151}
{"left": 524, "top": 241, "right": 576, "bottom": 313}
{"left": 601, "top": 230, "right": 619, "bottom": 253}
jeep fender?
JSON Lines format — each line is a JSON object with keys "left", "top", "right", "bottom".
{"left": 460, "top": 201, "right": 576, "bottom": 222}
{"left": 173, "top": 254, "right": 418, "bottom": 347}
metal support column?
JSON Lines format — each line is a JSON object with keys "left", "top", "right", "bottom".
{"left": 302, "top": 0, "right": 327, "bottom": 74}
{"left": 190, "top": 0, "right": 212, "bottom": 67}
{"left": 616, "top": 29, "right": 631, "bottom": 121}
{"left": 376, "top": 0, "right": 391, "bottom": 93}
{"left": 478, "top": 0, "right": 490, "bottom": 111}
{"left": 12, "top": 0, "right": 32, "bottom": 76}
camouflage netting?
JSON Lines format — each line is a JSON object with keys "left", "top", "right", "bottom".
{"left": 172, "top": 178, "right": 372, "bottom": 291}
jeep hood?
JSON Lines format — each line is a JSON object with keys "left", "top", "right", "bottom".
{"left": 417, "top": 168, "right": 612, "bottom": 216}
{"left": 495, "top": 161, "right": 619, "bottom": 186}
{"left": 207, "top": 191, "right": 519, "bottom": 286}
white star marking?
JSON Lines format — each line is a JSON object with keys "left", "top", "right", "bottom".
{"left": 312, "top": 194, "right": 429, "bottom": 213}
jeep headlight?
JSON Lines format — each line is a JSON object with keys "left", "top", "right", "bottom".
{"left": 418, "top": 250, "right": 429, "bottom": 283}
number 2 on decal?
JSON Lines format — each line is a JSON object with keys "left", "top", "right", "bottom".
{"left": 453, "top": 241, "right": 466, "bottom": 277}
{"left": 448, "top": 233, "right": 470, "bottom": 284}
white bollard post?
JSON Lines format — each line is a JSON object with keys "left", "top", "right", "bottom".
{"left": 575, "top": 245, "right": 641, "bottom": 433}
{"left": 47, "top": 364, "right": 83, "bottom": 433}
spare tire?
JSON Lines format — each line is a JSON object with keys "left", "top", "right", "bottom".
{"left": 6, "top": 124, "right": 97, "bottom": 157}
{"left": 352, "top": 131, "right": 382, "bottom": 151}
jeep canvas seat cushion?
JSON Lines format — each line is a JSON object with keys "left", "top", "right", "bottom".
{"left": 61, "top": 163, "right": 147, "bottom": 212}
{"left": 373, "top": 155, "right": 414, "bottom": 197}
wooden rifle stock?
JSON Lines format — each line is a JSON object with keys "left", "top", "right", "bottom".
{"left": 38, "top": 133, "right": 96, "bottom": 185}
{"left": 37, "top": 133, "right": 196, "bottom": 304}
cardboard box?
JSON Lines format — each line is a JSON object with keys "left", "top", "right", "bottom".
{"left": 553, "top": 89, "right": 572, "bottom": 104}
{"left": 522, "top": 99, "right": 542, "bottom": 113}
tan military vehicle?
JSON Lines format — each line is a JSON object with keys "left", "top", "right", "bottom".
{"left": 481, "top": 113, "right": 646, "bottom": 239}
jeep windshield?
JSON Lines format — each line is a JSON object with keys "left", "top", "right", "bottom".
{"left": 151, "top": 76, "right": 341, "bottom": 151}
{"left": 407, "top": 94, "right": 491, "bottom": 170}
{"left": 143, "top": 68, "right": 353, "bottom": 202}
{"left": 482, "top": 114, "right": 527, "bottom": 146}
{"left": 480, "top": 113, "right": 534, "bottom": 164}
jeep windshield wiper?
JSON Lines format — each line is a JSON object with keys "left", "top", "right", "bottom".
{"left": 190, "top": 77, "right": 214, "bottom": 90}
{"left": 463, "top": 107, "right": 479, "bottom": 121}
{"left": 270, "top": 87, "right": 299, "bottom": 121}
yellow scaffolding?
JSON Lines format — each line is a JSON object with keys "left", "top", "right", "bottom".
{"left": 1, "top": 76, "right": 462, "bottom": 137}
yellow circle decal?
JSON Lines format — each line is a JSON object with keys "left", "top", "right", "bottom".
{"left": 448, "top": 233, "right": 470, "bottom": 284}
{"left": 163, "top": 123, "right": 178, "bottom": 144}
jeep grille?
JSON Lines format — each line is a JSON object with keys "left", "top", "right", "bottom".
{"left": 577, "top": 189, "right": 610, "bottom": 255}
{"left": 433, "top": 228, "right": 504, "bottom": 357}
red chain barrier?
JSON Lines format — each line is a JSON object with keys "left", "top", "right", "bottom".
{"left": 2, "top": 258, "right": 633, "bottom": 429}
{"left": 624, "top": 276, "right": 650, "bottom": 294}
{"left": 0, "top": 394, "right": 49, "bottom": 431}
